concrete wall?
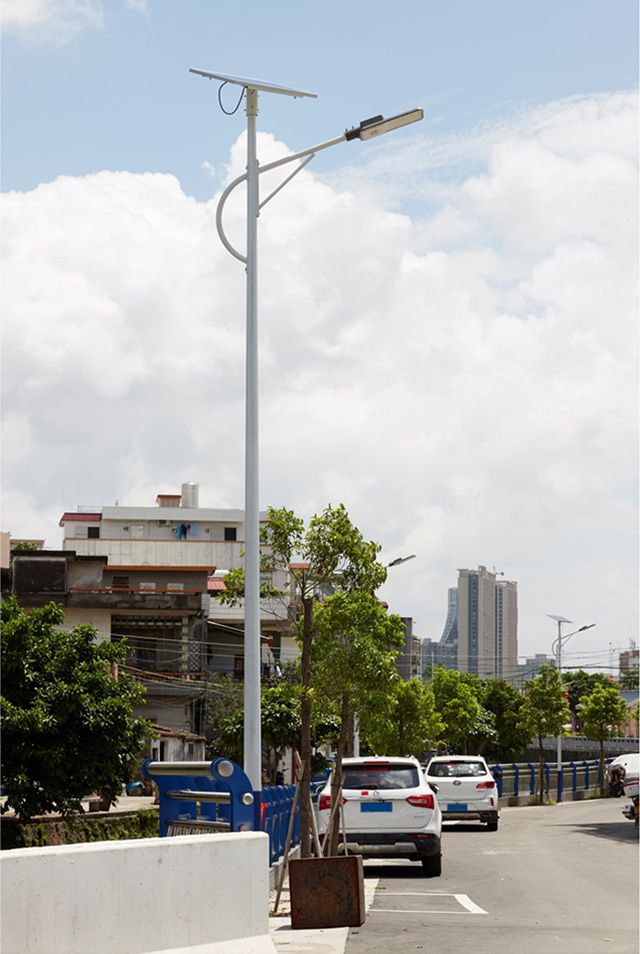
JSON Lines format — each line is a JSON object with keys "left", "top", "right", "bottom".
{"left": 1, "top": 832, "right": 276, "bottom": 954}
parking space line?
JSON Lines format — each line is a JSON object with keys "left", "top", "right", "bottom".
{"left": 453, "top": 894, "right": 487, "bottom": 914}
{"left": 369, "top": 892, "right": 487, "bottom": 915}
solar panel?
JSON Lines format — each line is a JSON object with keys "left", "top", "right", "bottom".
{"left": 189, "top": 69, "right": 317, "bottom": 99}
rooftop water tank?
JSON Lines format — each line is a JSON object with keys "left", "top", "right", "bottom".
{"left": 181, "top": 482, "right": 199, "bottom": 509}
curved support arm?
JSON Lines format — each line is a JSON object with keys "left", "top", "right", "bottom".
{"left": 216, "top": 172, "right": 249, "bottom": 264}
{"left": 216, "top": 131, "right": 348, "bottom": 264}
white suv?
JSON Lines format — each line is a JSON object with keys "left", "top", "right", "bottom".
{"left": 316, "top": 756, "right": 443, "bottom": 876}
{"left": 425, "top": 755, "right": 499, "bottom": 831}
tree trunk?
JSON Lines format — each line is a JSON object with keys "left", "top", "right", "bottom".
{"left": 329, "top": 693, "right": 351, "bottom": 857}
{"left": 299, "top": 598, "right": 314, "bottom": 858}
{"left": 537, "top": 735, "right": 546, "bottom": 803}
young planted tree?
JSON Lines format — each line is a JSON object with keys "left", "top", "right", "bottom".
{"left": 578, "top": 685, "right": 629, "bottom": 795}
{"left": 359, "top": 677, "right": 444, "bottom": 760}
{"left": 519, "top": 665, "right": 570, "bottom": 803}
{"left": 217, "top": 503, "right": 387, "bottom": 857}
{"left": 312, "top": 589, "right": 405, "bottom": 855}
{"left": 1, "top": 598, "right": 149, "bottom": 823}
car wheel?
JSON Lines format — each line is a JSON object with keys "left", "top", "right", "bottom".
{"left": 486, "top": 816, "right": 499, "bottom": 832}
{"left": 421, "top": 853, "right": 442, "bottom": 877}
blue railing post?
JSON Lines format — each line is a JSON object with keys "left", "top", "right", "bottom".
{"left": 491, "top": 765, "right": 503, "bottom": 797}
{"left": 557, "top": 765, "right": 563, "bottom": 803}
{"left": 512, "top": 763, "right": 519, "bottom": 797}
{"left": 142, "top": 758, "right": 254, "bottom": 837}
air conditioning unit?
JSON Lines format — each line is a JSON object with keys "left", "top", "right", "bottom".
{"left": 158, "top": 520, "right": 168, "bottom": 526}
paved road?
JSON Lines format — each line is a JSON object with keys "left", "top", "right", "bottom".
{"left": 344, "top": 800, "right": 638, "bottom": 954}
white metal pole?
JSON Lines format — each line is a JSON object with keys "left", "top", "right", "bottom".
{"left": 556, "top": 620, "right": 562, "bottom": 773}
{"left": 244, "top": 86, "right": 262, "bottom": 800}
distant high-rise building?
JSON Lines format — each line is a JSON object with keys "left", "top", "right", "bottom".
{"left": 456, "top": 565, "right": 518, "bottom": 682}
{"left": 438, "top": 587, "right": 459, "bottom": 669}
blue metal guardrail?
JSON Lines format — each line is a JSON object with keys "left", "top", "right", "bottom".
{"left": 261, "top": 777, "right": 326, "bottom": 866}
{"left": 489, "top": 758, "right": 612, "bottom": 804}
{"left": 142, "top": 758, "right": 255, "bottom": 837}
{"left": 144, "top": 757, "right": 617, "bottom": 866}
{"left": 143, "top": 758, "right": 326, "bottom": 866}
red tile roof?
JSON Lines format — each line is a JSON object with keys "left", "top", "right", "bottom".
{"left": 59, "top": 512, "right": 102, "bottom": 524}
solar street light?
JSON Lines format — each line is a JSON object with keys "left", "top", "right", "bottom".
{"left": 191, "top": 68, "right": 423, "bottom": 808}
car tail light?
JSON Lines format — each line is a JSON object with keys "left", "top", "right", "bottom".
{"left": 318, "top": 795, "right": 346, "bottom": 811}
{"left": 406, "top": 794, "right": 435, "bottom": 809}
{"left": 476, "top": 781, "right": 495, "bottom": 789}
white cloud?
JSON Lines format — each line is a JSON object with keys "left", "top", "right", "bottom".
{"left": 1, "top": 0, "right": 104, "bottom": 43}
{"left": 1, "top": 90, "right": 637, "bottom": 667}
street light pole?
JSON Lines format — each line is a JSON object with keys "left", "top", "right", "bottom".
{"left": 547, "top": 615, "right": 596, "bottom": 772}
{"left": 191, "top": 67, "right": 423, "bottom": 804}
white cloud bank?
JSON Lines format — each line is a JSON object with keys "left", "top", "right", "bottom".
{"left": 2, "top": 90, "right": 637, "bottom": 666}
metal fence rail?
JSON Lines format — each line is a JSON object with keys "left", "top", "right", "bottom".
{"left": 143, "top": 757, "right": 622, "bottom": 865}
{"left": 142, "top": 758, "right": 255, "bottom": 837}
{"left": 490, "top": 758, "right": 610, "bottom": 802}
{"left": 261, "top": 777, "right": 326, "bottom": 866}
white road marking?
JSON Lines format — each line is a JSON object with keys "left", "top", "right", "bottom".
{"left": 369, "top": 891, "right": 487, "bottom": 915}
{"left": 454, "top": 893, "right": 488, "bottom": 914}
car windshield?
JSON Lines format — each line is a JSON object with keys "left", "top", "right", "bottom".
{"left": 428, "top": 761, "right": 487, "bottom": 778}
{"left": 342, "top": 765, "right": 420, "bottom": 790}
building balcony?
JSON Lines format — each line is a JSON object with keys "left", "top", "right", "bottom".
{"left": 67, "top": 587, "right": 205, "bottom": 613}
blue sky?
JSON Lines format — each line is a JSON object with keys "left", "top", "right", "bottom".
{"left": 1, "top": 0, "right": 638, "bottom": 674}
{"left": 2, "top": 0, "right": 637, "bottom": 202}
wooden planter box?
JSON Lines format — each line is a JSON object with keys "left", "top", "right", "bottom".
{"left": 289, "top": 855, "right": 365, "bottom": 930}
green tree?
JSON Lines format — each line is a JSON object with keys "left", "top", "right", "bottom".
{"left": 214, "top": 682, "right": 339, "bottom": 782}
{"left": 579, "top": 685, "right": 629, "bottom": 795}
{"left": 217, "top": 503, "right": 387, "bottom": 857}
{"left": 430, "top": 668, "right": 496, "bottom": 754}
{"left": 359, "top": 677, "right": 444, "bottom": 759}
{"left": 475, "top": 678, "right": 532, "bottom": 763}
{"left": 562, "top": 669, "right": 613, "bottom": 725}
{"left": 204, "top": 673, "right": 245, "bottom": 758}
{"left": 519, "top": 665, "right": 570, "bottom": 803}
{"left": 1, "top": 598, "right": 150, "bottom": 823}
{"left": 312, "top": 589, "right": 404, "bottom": 855}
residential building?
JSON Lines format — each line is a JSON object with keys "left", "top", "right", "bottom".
{"left": 457, "top": 565, "right": 518, "bottom": 683}
{"left": 620, "top": 644, "right": 639, "bottom": 677}
{"left": 11, "top": 548, "right": 213, "bottom": 733}
{"left": 59, "top": 483, "right": 298, "bottom": 672}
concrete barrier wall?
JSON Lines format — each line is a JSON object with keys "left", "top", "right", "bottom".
{"left": 1, "top": 832, "right": 277, "bottom": 954}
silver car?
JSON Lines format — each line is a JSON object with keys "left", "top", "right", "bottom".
{"left": 316, "top": 756, "right": 443, "bottom": 875}
{"left": 425, "top": 755, "right": 499, "bottom": 831}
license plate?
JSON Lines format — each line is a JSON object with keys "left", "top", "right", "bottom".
{"left": 448, "top": 803, "right": 467, "bottom": 811}
{"left": 361, "top": 802, "right": 392, "bottom": 813}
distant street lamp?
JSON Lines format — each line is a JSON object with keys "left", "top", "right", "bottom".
{"left": 547, "top": 615, "right": 596, "bottom": 772}
{"left": 387, "top": 554, "right": 417, "bottom": 568}
{"left": 191, "top": 68, "right": 423, "bottom": 803}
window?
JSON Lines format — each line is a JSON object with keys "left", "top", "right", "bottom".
{"left": 87, "top": 526, "right": 100, "bottom": 539}
{"left": 342, "top": 765, "right": 420, "bottom": 790}
{"left": 111, "top": 576, "right": 130, "bottom": 590}
{"left": 224, "top": 527, "right": 237, "bottom": 541}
